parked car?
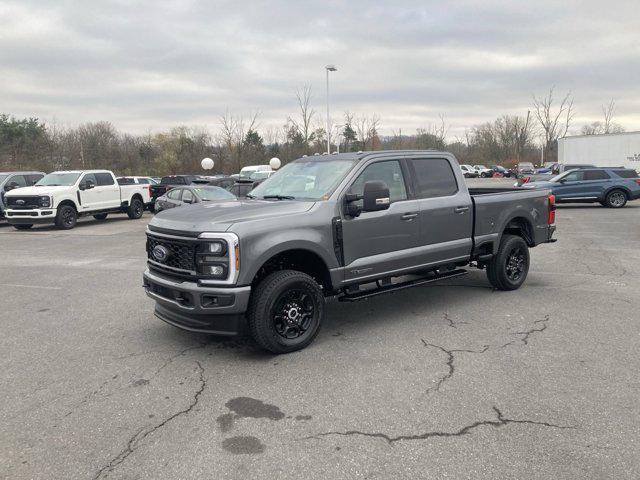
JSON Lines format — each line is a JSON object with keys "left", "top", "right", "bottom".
{"left": 154, "top": 185, "right": 236, "bottom": 213}
{"left": 490, "top": 165, "right": 513, "bottom": 178}
{"left": 518, "top": 162, "right": 536, "bottom": 175}
{"left": 4, "top": 170, "right": 150, "bottom": 229}
{"left": 0, "top": 171, "right": 45, "bottom": 219}
{"left": 239, "top": 165, "right": 272, "bottom": 178}
{"left": 207, "top": 175, "right": 236, "bottom": 190}
{"left": 149, "top": 175, "right": 208, "bottom": 210}
{"left": 473, "top": 165, "right": 494, "bottom": 178}
{"left": 550, "top": 163, "right": 595, "bottom": 175}
{"left": 228, "top": 178, "right": 264, "bottom": 198}
{"left": 460, "top": 165, "right": 479, "bottom": 178}
{"left": 143, "top": 150, "right": 557, "bottom": 353}
{"left": 248, "top": 170, "right": 275, "bottom": 181}
{"left": 521, "top": 167, "right": 640, "bottom": 207}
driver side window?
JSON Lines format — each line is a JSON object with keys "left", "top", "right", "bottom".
{"left": 167, "top": 189, "right": 182, "bottom": 200}
{"left": 81, "top": 173, "right": 97, "bottom": 186}
{"left": 347, "top": 160, "right": 407, "bottom": 207}
{"left": 182, "top": 190, "right": 194, "bottom": 203}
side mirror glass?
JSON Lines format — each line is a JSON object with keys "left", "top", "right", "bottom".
{"left": 183, "top": 197, "right": 193, "bottom": 204}
{"left": 362, "top": 181, "right": 390, "bottom": 212}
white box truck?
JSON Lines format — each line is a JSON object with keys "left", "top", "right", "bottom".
{"left": 558, "top": 131, "right": 640, "bottom": 171}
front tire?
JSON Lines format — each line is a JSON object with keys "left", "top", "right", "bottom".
{"left": 247, "top": 270, "right": 325, "bottom": 354}
{"left": 13, "top": 224, "right": 33, "bottom": 230}
{"left": 55, "top": 205, "right": 77, "bottom": 229}
{"left": 127, "top": 198, "right": 144, "bottom": 219}
{"left": 604, "top": 189, "right": 627, "bottom": 208}
{"left": 486, "top": 234, "right": 530, "bottom": 291}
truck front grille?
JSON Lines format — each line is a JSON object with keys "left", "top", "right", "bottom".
{"left": 147, "top": 235, "right": 197, "bottom": 273}
{"left": 6, "top": 196, "right": 40, "bottom": 210}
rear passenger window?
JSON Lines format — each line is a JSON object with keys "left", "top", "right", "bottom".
{"left": 615, "top": 170, "right": 639, "bottom": 178}
{"left": 348, "top": 160, "right": 407, "bottom": 204}
{"left": 583, "top": 170, "right": 610, "bottom": 180}
{"left": 95, "top": 173, "right": 115, "bottom": 186}
{"left": 409, "top": 159, "right": 458, "bottom": 198}
{"left": 138, "top": 178, "right": 149, "bottom": 184}
{"left": 167, "top": 189, "right": 182, "bottom": 200}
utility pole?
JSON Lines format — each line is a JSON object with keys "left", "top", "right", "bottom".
{"left": 325, "top": 65, "right": 337, "bottom": 153}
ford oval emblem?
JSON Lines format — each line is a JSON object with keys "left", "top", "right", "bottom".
{"left": 16, "top": 199, "right": 25, "bottom": 205}
{"left": 152, "top": 245, "right": 169, "bottom": 262}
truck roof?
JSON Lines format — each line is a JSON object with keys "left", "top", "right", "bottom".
{"left": 0, "top": 171, "right": 45, "bottom": 175}
{"left": 295, "top": 150, "right": 443, "bottom": 162}
{"left": 49, "top": 170, "right": 112, "bottom": 174}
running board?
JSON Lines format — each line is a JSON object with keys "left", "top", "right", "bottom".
{"left": 339, "top": 269, "right": 468, "bottom": 302}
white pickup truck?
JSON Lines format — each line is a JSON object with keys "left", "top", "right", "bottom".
{"left": 4, "top": 170, "right": 151, "bottom": 230}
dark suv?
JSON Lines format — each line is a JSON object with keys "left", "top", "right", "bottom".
{"left": 0, "top": 171, "right": 45, "bottom": 219}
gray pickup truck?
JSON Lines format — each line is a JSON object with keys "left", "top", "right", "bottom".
{"left": 144, "top": 150, "right": 557, "bottom": 353}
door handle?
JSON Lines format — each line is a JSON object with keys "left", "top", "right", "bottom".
{"left": 454, "top": 206, "right": 469, "bottom": 213}
{"left": 401, "top": 212, "right": 418, "bottom": 220}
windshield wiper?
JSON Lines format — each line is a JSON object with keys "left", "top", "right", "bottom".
{"left": 245, "top": 194, "right": 256, "bottom": 199}
{"left": 262, "top": 195, "right": 295, "bottom": 200}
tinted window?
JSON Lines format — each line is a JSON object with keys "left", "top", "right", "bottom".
{"left": 562, "top": 171, "right": 584, "bottom": 182}
{"left": 95, "top": 173, "right": 114, "bottom": 186}
{"left": 583, "top": 170, "right": 610, "bottom": 180}
{"left": 137, "top": 178, "right": 149, "bottom": 184}
{"left": 167, "top": 188, "right": 182, "bottom": 200}
{"left": 348, "top": 160, "right": 407, "bottom": 204}
{"left": 161, "top": 176, "right": 185, "bottom": 185}
{"left": 182, "top": 189, "right": 194, "bottom": 203}
{"left": 83, "top": 173, "right": 97, "bottom": 186}
{"left": 614, "top": 170, "right": 639, "bottom": 178}
{"left": 409, "top": 159, "right": 458, "bottom": 198}
{"left": 8, "top": 175, "right": 27, "bottom": 187}
{"left": 26, "top": 174, "right": 43, "bottom": 185}
{"left": 117, "top": 177, "right": 135, "bottom": 185}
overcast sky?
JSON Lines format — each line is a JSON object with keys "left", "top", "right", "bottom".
{"left": 1, "top": 0, "right": 639, "bottom": 139}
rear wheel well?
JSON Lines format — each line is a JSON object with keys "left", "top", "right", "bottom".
{"left": 503, "top": 217, "right": 534, "bottom": 247}
{"left": 252, "top": 250, "right": 333, "bottom": 293}
{"left": 131, "top": 193, "right": 143, "bottom": 203}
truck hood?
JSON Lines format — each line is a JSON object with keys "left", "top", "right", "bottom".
{"left": 4, "top": 185, "right": 71, "bottom": 196}
{"left": 149, "top": 199, "right": 315, "bottom": 233}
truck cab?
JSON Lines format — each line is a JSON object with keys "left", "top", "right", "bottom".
{"left": 0, "top": 171, "right": 45, "bottom": 219}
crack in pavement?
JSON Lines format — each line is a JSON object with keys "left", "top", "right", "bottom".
{"left": 305, "top": 406, "right": 573, "bottom": 445}
{"left": 92, "top": 361, "right": 206, "bottom": 480}
{"left": 421, "top": 340, "right": 489, "bottom": 392}
{"left": 443, "top": 313, "right": 468, "bottom": 329}
{"left": 502, "top": 315, "right": 550, "bottom": 348}
{"left": 150, "top": 341, "right": 212, "bottom": 379}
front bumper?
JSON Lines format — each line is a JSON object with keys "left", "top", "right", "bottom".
{"left": 143, "top": 268, "right": 251, "bottom": 335}
{"left": 5, "top": 208, "right": 56, "bottom": 224}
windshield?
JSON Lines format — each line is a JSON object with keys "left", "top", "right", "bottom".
{"left": 193, "top": 187, "right": 236, "bottom": 201}
{"left": 250, "top": 159, "right": 358, "bottom": 201}
{"left": 249, "top": 171, "right": 271, "bottom": 180}
{"left": 36, "top": 173, "right": 80, "bottom": 186}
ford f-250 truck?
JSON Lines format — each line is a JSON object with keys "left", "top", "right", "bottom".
{"left": 143, "top": 150, "right": 557, "bottom": 353}
{"left": 4, "top": 170, "right": 150, "bottom": 230}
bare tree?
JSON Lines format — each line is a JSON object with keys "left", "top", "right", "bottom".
{"left": 602, "top": 99, "right": 615, "bottom": 134}
{"left": 354, "top": 113, "right": 381, "bottom": 150}
{"left": 532, "top": 87, "right": 574, "bottom": 160}
{"left": 581, "top": 99, "right": 625, "bottom": 136}
{"left": 218, "top": 110, "right": 260, "bottom": 172}
{"left": 288, "top": 85, "right": 315, "bottom": 151}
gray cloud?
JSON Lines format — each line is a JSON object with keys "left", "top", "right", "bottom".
{"left": 1, "top": 0, "right": 638, "bottom": 138}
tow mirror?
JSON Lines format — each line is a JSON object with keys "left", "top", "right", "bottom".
{"left": 362, "top": 180, "right": 390, "bottom": 212}
{"left": 80, "top": 179, "right": 95, "bottom": 190}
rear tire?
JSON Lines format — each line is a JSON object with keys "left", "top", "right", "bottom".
{"left": 13, "top": 224, "right": 33, "bottom": 230}
{"left": 604, "top": 189, "right": 627, "bottom": 208}
{"left": 486, "top": 234, "right": 530, "bottom": 291}
{"left": 247, "top": 270, "right": 325, "bottom": 354}
{"left": 55, "top": 205, "right": 77, "bottom": 230}
{"left": 93, "top": 213, "right": 108, "bottom": 220}
{"left": 127, "top": 198, "right": 144, "bottom": 219}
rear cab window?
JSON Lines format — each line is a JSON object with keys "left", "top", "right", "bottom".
{"left": 614, "top": 170, "right": 639, "bottom": 178}
{"left": 408, "top": 158, "right": 458, "bottom": 198}
{"left": 583, "top": 170, "right": 610, "bottom": 180}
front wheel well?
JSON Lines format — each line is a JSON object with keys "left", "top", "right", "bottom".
{"left": 252, "top": 249, "right": 333, "bottom": 293}
{"left": 57, "top": 199, "right": 78, "bottom": 211}
{"left": 503, "top": 217, "right": 534, "bottom": 247}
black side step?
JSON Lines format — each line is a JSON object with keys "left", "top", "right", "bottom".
{"left": 339, "top": 269, "right": 468, "bottom": 302}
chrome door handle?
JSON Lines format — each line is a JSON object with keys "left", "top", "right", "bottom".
{"left": 454, "top": 206, "right": 469, "bottom": 213}
{"left": 401, "top": 212, "right": 418, "bottom": 220}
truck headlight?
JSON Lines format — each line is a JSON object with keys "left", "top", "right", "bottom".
{"left": 39, "top": 196, "right": 51, "bottom": 207}
{"left": 204, "top": 241, "right": 226, "bottom": 255}
{"left": 196, "top": 233, "right": 239, "bottom": 284}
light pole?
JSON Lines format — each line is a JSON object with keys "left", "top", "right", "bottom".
{"left": 325, "top": 64, "right": 337, "bottom": 154}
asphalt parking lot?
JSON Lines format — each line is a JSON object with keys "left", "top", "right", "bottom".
{"left": 1, "top": 200, "right": 640, "bottom": 479}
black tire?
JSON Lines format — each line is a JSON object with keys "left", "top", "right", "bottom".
{"left": 93, "top": 213, "right": 108, "bottom": 220}
{"left": 13, "top": 224, "right": 33, "bottom": 230}
{"left": 149, "top": 203, "right": 156, "bottom": 214}
{"left": 127, "top": 198, "right": 144, "bottom": 219}
{"left": 55, "top": 204, "right": 77, "bottom": 230}
{"left": 486, "top": 234, "right": 530, "bottom": 291}
{"left": 247, "top": 270, "right": 325, "bottom": 354}
{"left": 604, "top": 189, "right": 627, "bottom": 208}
